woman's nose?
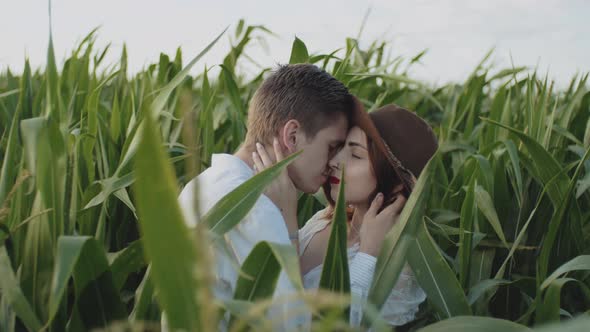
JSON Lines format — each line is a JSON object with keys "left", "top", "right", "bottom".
{"left": 329, "top": 160, "right": 339, "bottom": 171}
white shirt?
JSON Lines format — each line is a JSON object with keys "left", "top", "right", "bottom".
{"left": 299, "top": 208, "right": 426, "bottom": 327}
{"left": 164, "top": 154, "right": 303, "bottom": 331}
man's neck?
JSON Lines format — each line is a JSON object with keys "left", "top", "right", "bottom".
{"left": 234, "top": 144, "right": 255, "bottom": 169}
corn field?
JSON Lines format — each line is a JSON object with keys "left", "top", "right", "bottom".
{"left": 1, "top": 19, "right": 589, "bottom": 332}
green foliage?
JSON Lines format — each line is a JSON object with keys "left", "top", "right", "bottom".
{"left": 0, "top": 19, "right": 588, "bottom": 332}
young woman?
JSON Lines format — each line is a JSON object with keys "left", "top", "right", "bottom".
{"left": 253, "top": 101, "right": 438, "bottom": 327}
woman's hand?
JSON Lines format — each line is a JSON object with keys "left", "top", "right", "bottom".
{"left": 359, "top": 193, "right": 407, "bottom": 257}
{"left": 252, "top": 138, "right": 299, "bottom": 237}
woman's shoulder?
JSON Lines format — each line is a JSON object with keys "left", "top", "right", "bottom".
{"left": 300, "top": 208, "right": 332, "bottom": 231}
{"left": 298, "top": 207, "right": 332, "bottom": 255}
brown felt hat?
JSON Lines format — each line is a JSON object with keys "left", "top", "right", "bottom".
{"left": 351, "top": 98, "right": 438, "bottom": 197}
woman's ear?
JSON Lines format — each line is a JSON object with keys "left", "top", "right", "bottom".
{"left": 280, "top": 119, "right": 300, "bottom": 153}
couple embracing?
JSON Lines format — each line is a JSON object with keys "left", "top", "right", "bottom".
{"left": 169, "top": 63, "right": 437, "bottom": 331}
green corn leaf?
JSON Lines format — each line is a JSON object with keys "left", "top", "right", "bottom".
{"left": 289, "top": 37, "right": 309, "bottom": 64}
{"left": 0, "top": 246, "right": 43, "bottom": 331}
{"left": 48, "top": 236, "right": 126, "bottom": 329}
{"left": 417, "top": 316, "right": 531, "bottom": 332}
{"left": 474, "top": 185, "right": 508, "bottom": 248}
{"left": 202, "top": 150, "right": 302, "bottom": 236}
{"left": 408, "top": 222, "right": 472, "bottom": 319}
{"left": 109, "top": 240, "right": 145, "bottom": 290}
{"left": 536, "top": 278, "right": 590, "bottom": 324}
{"left": 365, "top": 154, "right": 454, "bottom": 326}
{"left": 134, "top": 108, "right": 209, "bottom": 331}
{"left": 541, "top": 255, "right": 590, "bottom": 290}
{"left": 319, "top": 168, "right": 350, "bottom": 295}
{"left": 459, "top": 179, "right": 476, "bottom": 288}
{"left": 230, "top": 241, "right": 303, "bottom": 329}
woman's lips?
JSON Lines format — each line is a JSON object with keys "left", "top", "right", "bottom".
{"left": 329, "top": 176, "right": 340, "bottom": 185}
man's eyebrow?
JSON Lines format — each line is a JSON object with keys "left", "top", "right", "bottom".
{"left": 348, "top": 141, "right": 368, "bottom": 150}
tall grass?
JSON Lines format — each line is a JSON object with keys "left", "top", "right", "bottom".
{"left": 0, "top": 19, "right": 589, "bottom": 331}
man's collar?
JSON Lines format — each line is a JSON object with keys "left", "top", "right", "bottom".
{"left": 211, "top": 153, "right": 254, "bottom": 176}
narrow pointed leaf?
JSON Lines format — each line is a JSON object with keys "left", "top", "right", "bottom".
{"left": 230, "top": 241, "right": 304, "bottom": 329}
{"left": 319, "top": 168, "right": 350, "bottom": 294}
{"left": 134, "top": 110, "right": 204, "bottom": 331}
{"left": 202, "top": 150, "right": 302, "bottom": 235}
{"left": 48, "top": 236, "right": 126, "bottom": 329}
{"left": 289, "top": 37, "right": 309, "bottom": 64}
{"left": 365, "top": 154, "right": 443, "bottom": 325}
{"left": 408, "top": 222, "right": 472, "bottom": 319}
{"left": 541, "top": 255, "right": 590, "bottom": 290}
{"left": 0, "top": 246, "right": 42, "bottom": 331}
{"left": 475, "top": 185, "right": 508, "bottom": 247}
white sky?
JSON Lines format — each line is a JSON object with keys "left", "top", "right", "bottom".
{"left": 1, "top": 0, "right": 588, "bottom": 87}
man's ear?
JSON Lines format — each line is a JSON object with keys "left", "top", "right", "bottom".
{"left": 280, "top": 119, "right": 300, "bottom": 153}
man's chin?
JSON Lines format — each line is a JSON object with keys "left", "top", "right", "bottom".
{"left": 300, "top": 182, "right": 323, "bottom": 195}
{"left": 305, "top": 185, "right": 321, "bottom": 194}
{"left": 292, "top": 181, "right": 315, "bottom": 194}
{"left": 294, "top": 177, "right": 327, "bottom": 194}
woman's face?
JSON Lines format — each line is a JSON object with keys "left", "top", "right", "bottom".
{"left": 327, "top": 126, "right": 377, "bottom": 207}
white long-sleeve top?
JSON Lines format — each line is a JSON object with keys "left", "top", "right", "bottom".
{"left": 299, "top": 208, "right": 426, "bottom": 327}
{"left": 162, "top": 153, "right": 304, "bottom": 331}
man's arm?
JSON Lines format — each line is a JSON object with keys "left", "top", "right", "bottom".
{"left": 231, "top": 196, "right": 305, "bottom": 330}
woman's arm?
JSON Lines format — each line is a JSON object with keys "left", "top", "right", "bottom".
{"left": 349, "top": 257, "right": 425, "bottom": 327}
{"left": 378, "top": 265, "right": 425, "bottom": 326}
{"left": 348, "top": 192, "right": 413, "bottom": 326}
{"left": 348, "top": 252, "right": 378, "bottom": 326}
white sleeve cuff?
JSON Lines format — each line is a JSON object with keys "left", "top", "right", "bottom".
{"left": 350, "top": 252, "right": 377, "bottom": 290}
{"left": 349, "top": 252, "right": 378, "bottom": 327}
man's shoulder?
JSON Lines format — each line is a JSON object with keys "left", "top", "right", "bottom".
{"left": 180, "top": 165, "right": 249, "bottom": 206}
{"left": 178, "top": 154, "right": 250, "bottom": 225}
{"left": 177, "top": 153, "right": 288, "bottom": 242}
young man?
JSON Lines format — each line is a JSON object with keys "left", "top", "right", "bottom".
{"left": 174, "top": 64, "right": 355, "bottom": 330}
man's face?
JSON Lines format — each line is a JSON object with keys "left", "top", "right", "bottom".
{"left": 288, "top": 114, "right": 348, "bottom": 193}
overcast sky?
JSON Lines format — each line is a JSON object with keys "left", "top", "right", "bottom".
{"left": 1, "top": 0, "right": 588, "bottom": 87}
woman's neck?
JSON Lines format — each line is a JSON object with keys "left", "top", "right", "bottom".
{"left": 349, "top": 204, "right": 368, "bottom": 242}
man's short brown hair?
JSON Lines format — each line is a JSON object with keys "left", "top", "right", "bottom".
{"left": 245, "top": 64, "right": 353, "bottom": 145}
